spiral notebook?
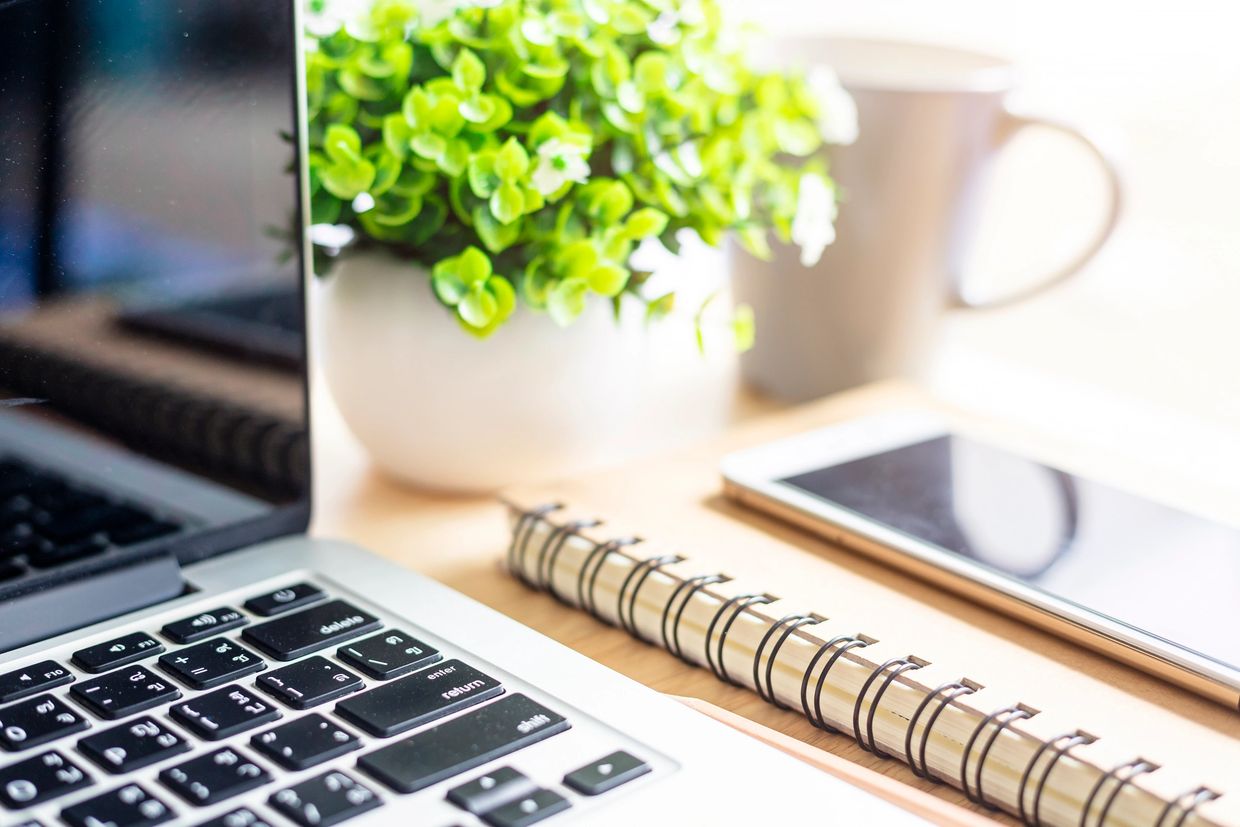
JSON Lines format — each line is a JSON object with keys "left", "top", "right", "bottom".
{"left": 501, "top": 495, "right": 1233, "bottom": 827}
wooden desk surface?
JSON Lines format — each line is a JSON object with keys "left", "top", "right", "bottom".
{"left": 310, "top": 379, "right": 1240, "bottom": 824}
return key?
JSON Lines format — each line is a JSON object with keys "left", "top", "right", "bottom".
{"left": 336, "top": 660, "right": 502, "bottom": 737}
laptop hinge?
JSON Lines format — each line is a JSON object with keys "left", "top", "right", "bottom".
{"left": 0, "top": 553, "right": 185, "bottom": 653}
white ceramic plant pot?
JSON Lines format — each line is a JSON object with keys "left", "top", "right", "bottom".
{"left": 316, "top": 246, "right": 738, "bottom": 493}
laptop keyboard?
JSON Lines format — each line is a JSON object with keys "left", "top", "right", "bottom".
{"left": 0, "top": 458, "right": 182, "bottom": 581}
{"left": 0, "top": 579, "right": 657, "bottom": 826}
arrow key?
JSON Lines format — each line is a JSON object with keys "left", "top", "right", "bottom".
{"left": 0, "top": 660, "right": 73, "bottom": 704}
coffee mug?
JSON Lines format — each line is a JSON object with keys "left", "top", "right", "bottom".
{"left": 732, "top": 37, "right": 1122, "bottom": 402}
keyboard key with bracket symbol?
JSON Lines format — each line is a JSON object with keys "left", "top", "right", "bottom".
{"left": 70, "top": 665, "right": 181, "bottom": 720}
{"left": 170, "top": 684, "right": 281, "bottom": 741}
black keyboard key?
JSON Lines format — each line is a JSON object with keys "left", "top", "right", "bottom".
{"left": 0, "top": 694, "right": 89, "bottom": 751}
{"left": 159, "top": 747, "right": 271, "bottom": 807}
{"left": 446, "top": 767, "right": 535, "bottom": 815}
{"left": 244, "top": 583, "right": 324, "bottom": 617}
{"left": 251, "top": 714, "right": 360, "bottom": 771}
{"left": 337, "top": 630, "right": 441, "bottom": 680}
{"left": 158, "top": 638, "right": 265, "bottom": 690}
{"left": 482, "top": 789, "right": 570, "bottom": 827}
{"left": 563, "top": 750, "right": 651, "bottom": 795}
{"left": 242, "top": 600, "right": 380, "bottom": 661}
{"left": 71, "top": 665, "right": 181, "bottom": 721}
{"left": 196, "top": 807, "right": 274, "bottom": 827}
{"left": 0, "top": 660, "right": 73, "bottom": 704}
{"left": 358, "top": 694, "right": 569, "bottom": 794}
{"left": 269, "top": 771, "right": 382, "bottom": 827}
{"left": 72, "top": 632, "right": 164, "bottom": 673}
{"left": 170, "top": 685, "right": 280, "bottom": 741}
{"left": 336, "top": 659, "right": 501, "bottom": 738}
{"left": 161, "top": 607, "right": 248, "bottom": 644}
{"left": 62, "top": 783, "right": 175, "bottom": 827}
{"left": 79, "top": 717, "right": 190, "bottom": 774}
{"left": 0, "top": 750, "right": 91, "bottom": 809}
{"left": 255, "top": 657, "right": 363, "bottom": 710}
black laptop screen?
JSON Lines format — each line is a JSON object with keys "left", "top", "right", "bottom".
{"left": 0, "top": 0, "right": 309, "bottom": 582}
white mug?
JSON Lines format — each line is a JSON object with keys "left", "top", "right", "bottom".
{"left": 732, "top": 37, "right": 1122, "bottom": 402}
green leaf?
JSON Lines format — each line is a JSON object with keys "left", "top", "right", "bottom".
{"left": 547, "top": 277, "right": 590, "bottom": 326}
{"left": 432, "top": 270, "right": 468, "bottom": 306}
{"left": 459, "top": 93, "right": 496, "bottom": 124}
{"left": 401, "top": 88, "right": 431, "bottom": 129}
{"left": 411, "top": 132, "right": 446, "bottom": 161}
{"left": 381, "top": 114, "right": 412, "bottom": 160}
{"left": 490, "top": 181, "right": 525, "bottom": 225}
{"left": 468, "top": 153, "right": 499, "bottom": 197}
{"left": 457, "top": 246, "right": 492, "bottom": 284}
{"left": 622, "top": 207, "right": 669, "bottom": 239}
{"left": 318, "top": 158, "right": 375, "bottom": 200}
{"left": 645, "top": 292, "right": 675, "bottom": 322}
{"left": 489, "top": 275, "right": 517, "bottom": 320}
{"left": 458, "top": 282, "right": 498, "bottom": 327}
{"left": 452, "top": 48, "right": 486, "bottom": 91}
{"left": 473, "top": 205, "right": 521, "bottom": 253}
{"left": 439, "top": 138, "right": 470, "bottom": 177}
{"left": 323, "top": 124, "right": 362, "bottom": 162}
{"left": 493, "top": 138, "right": 530, "bottom": 180}
{"left": 557, "top": 240, "right": 598, "bottom": 280}
{"left": 587, "top": 262, "right": 628, "bottom": 296}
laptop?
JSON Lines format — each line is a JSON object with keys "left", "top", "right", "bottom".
{"left": 0, "top": 2, "right": 914, "bottom": 825}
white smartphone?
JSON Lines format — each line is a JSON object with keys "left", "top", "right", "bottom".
{"left": 721, "top": 410, "right": 1240, "bottom": 709}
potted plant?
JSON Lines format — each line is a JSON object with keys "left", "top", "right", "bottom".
{"left": 306, "top": 0, "right": 850, "bottom": 492}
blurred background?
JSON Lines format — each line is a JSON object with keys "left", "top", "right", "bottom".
{"left": 720, "top": 0, "right": 1240, "bottom": 509}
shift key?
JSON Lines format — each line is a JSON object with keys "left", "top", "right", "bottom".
{"left": 242, "top": 600, "right": 381, "bottom": 661}
{"left": 336, "top": 660, "right": 502, "bottom": 737}
{"left": 359, "top": 694, "right": 569, "bottom": 794}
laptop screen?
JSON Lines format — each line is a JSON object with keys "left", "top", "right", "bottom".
{"left": 0, "top": 1, "right": 309, "bottom": 593}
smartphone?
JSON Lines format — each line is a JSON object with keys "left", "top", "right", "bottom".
{"left": 721, "top": 410, "right": 1240, "bottom": 708}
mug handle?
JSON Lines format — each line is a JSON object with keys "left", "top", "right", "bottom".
{"left": 950, "top": 109, "right": 1123, "bottom": 309}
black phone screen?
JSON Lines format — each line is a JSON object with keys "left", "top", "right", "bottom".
{"left": 780, "top": 435, "right": 1240, "bottom": 670}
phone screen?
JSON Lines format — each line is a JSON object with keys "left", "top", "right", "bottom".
{"left": 780, "top": 435, "right": 1240, "bottom": 670}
